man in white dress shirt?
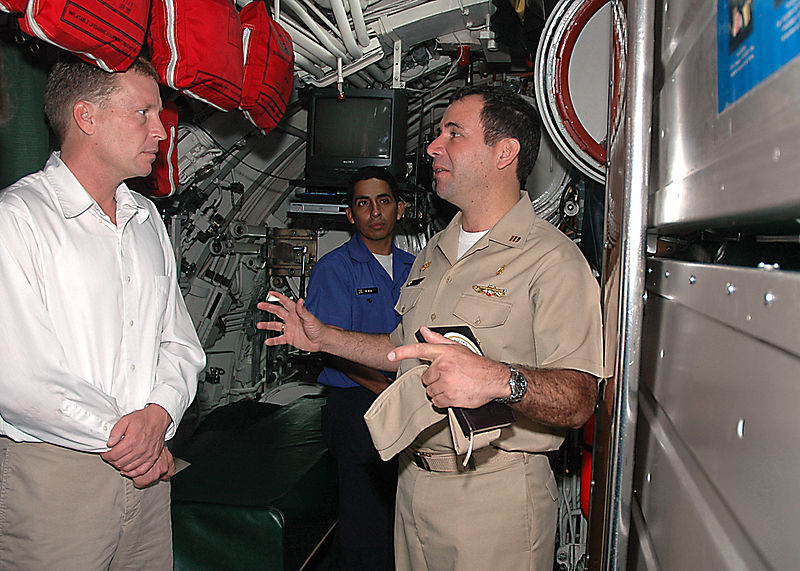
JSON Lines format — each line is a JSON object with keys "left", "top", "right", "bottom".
{"left": 0, "top": 58, "right": 205, "bottom": 569}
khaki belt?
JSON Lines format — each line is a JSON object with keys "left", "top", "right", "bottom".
{"left": 409, "top": 447, "right": 516, "bottom": 473}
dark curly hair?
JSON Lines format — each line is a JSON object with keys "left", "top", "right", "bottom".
{"left": 452, "top": 85, "right": 541, "bottom": 186}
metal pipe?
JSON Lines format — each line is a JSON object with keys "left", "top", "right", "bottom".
{"left": 293, "top": 51, "right": 326, "bottom": 78}
{"left": 293, "top": 43, "right": 330, "bottom": 71}
{"left": 348, "top": 0, "right": 370, "bottom": 48}
{"left": 329, "top": 0, "right": 363, "bottom": 58}
{"left": 365, "top": 63, "right": 391, "bottom": 82}
{"left": 230, "top": 221, "right": 268, "bottom": 239}
{"left": 602, "top": 0, "right": 656, "bottom": 567}
{"left": 282, "top": 0, "right": 349, "bottom": 61}
{"left": 298, "top": 0, "right": 340, "bottom": 36}
{"left": 283, "top": 20, "right": 338, "bottom": 68}
{"left": 348, "top": 72, "right": 369, "bottom": 88}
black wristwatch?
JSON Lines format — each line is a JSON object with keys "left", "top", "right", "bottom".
{"left": 495, "top": 363, "right": 527, "bottom": 404}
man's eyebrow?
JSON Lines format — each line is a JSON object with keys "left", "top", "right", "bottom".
{"left": 354, "top": 192, "right": 393, "bottom": 201}
{"left": 443, "top": 120, "right": 463, "bottom": 130}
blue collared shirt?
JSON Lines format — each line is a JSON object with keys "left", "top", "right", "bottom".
{"left": 305, "top": 233, "right": 414, "bottom": 388}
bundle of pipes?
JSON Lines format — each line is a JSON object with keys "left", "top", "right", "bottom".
{"left": 237, "top": 0, "right": 392, "bottom": 86}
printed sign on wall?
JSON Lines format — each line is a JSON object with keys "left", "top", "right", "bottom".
{"left": 717, "top": 0, "right": 800, "bottom": 112}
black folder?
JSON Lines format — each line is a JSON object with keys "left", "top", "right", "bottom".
{"left": 415, "top": 326, "right": 515, "bottom": 438}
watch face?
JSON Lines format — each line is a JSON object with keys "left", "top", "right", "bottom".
{"left": 508, "top": 367, "right": 527, "bottom": 401}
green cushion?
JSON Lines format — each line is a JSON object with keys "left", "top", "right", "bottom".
{"left": 171, "top": 396, "right": 337, "bottom": 570}
{"left": 172, "top": 502, "right": 284, "bottom": 570}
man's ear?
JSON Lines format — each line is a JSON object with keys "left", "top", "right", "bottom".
{"left": 496, "top": 137, "right": 521, "bottom": 171}
{"left": 72, "top": 101, "right": 97, "bottom": 136}
{"left": 395, "top": 199, "right": 405, "bottom": 221}
{"left": 345, "top": 206, "right": 354, "bottom": 225}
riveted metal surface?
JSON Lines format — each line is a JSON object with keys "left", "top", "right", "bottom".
{"left": 647, "top": 258, "right": 800, "bottom": 357}
{"left": 636, "top": 258, "right": 800, "bottom": 569}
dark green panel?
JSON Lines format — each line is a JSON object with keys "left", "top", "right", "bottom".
{"left": 0, "top": 45, "right": 49, "bottom": 189}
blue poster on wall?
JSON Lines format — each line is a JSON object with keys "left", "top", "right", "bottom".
{"left": 717, "top": 0, "right": 800, "bottom": 112}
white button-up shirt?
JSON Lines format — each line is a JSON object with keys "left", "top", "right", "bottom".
{"left": 0, "top": 153, "right": 205, "bottom": 452}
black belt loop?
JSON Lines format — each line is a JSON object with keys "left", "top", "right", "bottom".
{"left": 413, "top": 451, "right": 431, "bottom": 471}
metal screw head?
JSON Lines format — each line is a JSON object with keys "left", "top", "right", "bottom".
{"left": 689, "top": 275, "right": 696, "bottom": 284}
{"left": 664, "top": 271, "right": 671, "bottom": 278}
{"left": 764, "top": 292, "right": 776, "bottom": 306}
{"left": 726, "top": 282, "right": 736, "bottom": 295}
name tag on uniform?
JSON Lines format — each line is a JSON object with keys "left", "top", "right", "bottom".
{"left": 406, "top": 277, "right": 425, "bottom": 287}
{"left": 357, "top": 287, "right": 378, "bottom": 295}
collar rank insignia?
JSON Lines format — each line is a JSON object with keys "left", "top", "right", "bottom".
{"left": 473, "top": 284, "right": 506, "bottom": 297}
{"left": 420, "top": 262, "right": 430, "bottom": 272}
{"left": 496, "top": 264, "right": 506, "bottom": 276}
{"left": 508, "top": 235, "right": 521, "bottom": 243}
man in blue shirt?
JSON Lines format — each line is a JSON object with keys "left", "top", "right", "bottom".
{"left": 305, "top": 167, "right": 414, "bottom": 570}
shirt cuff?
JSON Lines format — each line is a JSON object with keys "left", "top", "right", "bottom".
{"left": 146, "top": 384, "right": 189, "bottom": 440}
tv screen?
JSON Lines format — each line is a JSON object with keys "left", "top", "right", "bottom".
{"left": 313, "top": 97, "right": 392, "bottom": 159}
{"left": 305, "top": 88, "right": 408, "bottom": 185}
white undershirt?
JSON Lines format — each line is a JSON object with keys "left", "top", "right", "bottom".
{"left": 373, "top": 252, "right": 393, "bottom": 277}
{"left": 457, "top": 226, "right": 488, "bottom": 260}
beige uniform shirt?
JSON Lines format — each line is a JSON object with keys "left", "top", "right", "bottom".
{"left": 388, "top": 193, "right": 603, "bottom": 454}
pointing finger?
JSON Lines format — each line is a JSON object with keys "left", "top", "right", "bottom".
{"left": 388, "top": 341, "right": 445, "bottom": 363}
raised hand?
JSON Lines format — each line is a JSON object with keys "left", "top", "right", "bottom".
{"left": 256, "top": 290, "right": 327, "bottom": 352}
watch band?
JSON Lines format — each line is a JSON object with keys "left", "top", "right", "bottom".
{"left": 495, "top": 363, "right": 527, "bottom": 404}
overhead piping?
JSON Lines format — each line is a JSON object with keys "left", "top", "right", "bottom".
{"left": 329, "top": 0, "right": 363, "bottom": 58}
{"left": 348, "top": 73, "right": 369, "bottom": 87}
{"left": 364, "top": 63, "right": 390, "bottom": 83}
{"left": 282, "top": 18, "right": 339, "bottom": 68}
{"left": 298, "top": 0, "right": 340, "bottom": 37}
{"left": 294, "top": 51, "right": 325, "bottom": 78}
{"left": 348, "top": 0, "right": 370, "bottom": 48}
{"left": 282, "top": 0, "right": 350, "bottom": 62}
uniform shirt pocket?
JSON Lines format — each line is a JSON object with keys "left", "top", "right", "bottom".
{"left": 395, "top": 286, "right": 423, "bottom": 316}
{"left": 452, "top": 294, "right": 512, "bottom": 328}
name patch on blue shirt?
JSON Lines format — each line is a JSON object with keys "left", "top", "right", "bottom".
{"left": 357, "top": 287, "right": 378, "bottom": 295}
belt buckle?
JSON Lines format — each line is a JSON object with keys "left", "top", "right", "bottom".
{"left": 413, "top": 451, "right": 431, "bottom": 471}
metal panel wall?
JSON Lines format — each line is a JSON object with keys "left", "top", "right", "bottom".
{"left": 623, "top": 0, "right": 800, "bottom": 568}
{"left": 650, "top": 0, "right": 800, "bottom": 230}
{"left": 633, "top": 259, "right": 800, "bottom": 570}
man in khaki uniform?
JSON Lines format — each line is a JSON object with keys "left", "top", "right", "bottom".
{"left": 259, "top": 85, "right": 603, "bottom": 569}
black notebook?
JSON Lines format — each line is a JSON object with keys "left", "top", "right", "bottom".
{"left": 415, "top": 326, "right": 515, "bottom": 438}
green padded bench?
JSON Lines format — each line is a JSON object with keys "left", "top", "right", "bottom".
{"left": 171, "top": 396, "right": 337, "bottom": 570}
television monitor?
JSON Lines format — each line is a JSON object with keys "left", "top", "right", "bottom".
{"left": 305, "top": 88, "right": 408, "bottom": 185}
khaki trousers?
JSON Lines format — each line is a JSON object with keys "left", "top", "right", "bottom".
{"left": 395, "top": 450, "right": 558, "bottom": 571}
{"left": 0, "top": 437, "right": 172, "bottom": 571}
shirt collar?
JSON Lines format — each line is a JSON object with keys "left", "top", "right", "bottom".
{"left": 116, "top": 183, "right": 151, "bottom": 224}
{"left": 437, "top": 191, "right": 536, "bottom": 262}
{"left": 347, "top": 232, "right": 394, "bottom": 263}
{"left": 485, "top": 191, "right": 536, "bottom": 248}
{"left": 45, "top": 152, "right": 150, "bottom": 223}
